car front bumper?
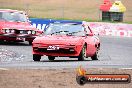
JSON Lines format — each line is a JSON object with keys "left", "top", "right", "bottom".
{"left": 32, "top": 44, "right": 83, "bottom": 57}
{"left": 0, "top": 34, "right": 37, "bottom": 41}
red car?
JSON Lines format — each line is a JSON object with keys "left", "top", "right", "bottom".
{"left": 32, "top": 22, "right": 100, "bottom": 61}
{"left": 0, "top": 9, "right": 42, "bottom": 45}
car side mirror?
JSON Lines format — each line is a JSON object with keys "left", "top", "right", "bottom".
{"left": 29, "top": 21, "right": 31, "bottom": 23}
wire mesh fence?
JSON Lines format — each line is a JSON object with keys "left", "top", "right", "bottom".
{"left": 100, "top": 11, "right": 124, "bottom": 22}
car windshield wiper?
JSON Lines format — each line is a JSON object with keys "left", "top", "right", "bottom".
{"left": 50, "top": 31, "right": 70, "bottom": 35}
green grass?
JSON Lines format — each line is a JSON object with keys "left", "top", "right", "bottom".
{"left": 0, "top": 0, "right": 132, "bottom": 24}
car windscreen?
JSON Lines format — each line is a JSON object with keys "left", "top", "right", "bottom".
{"left": 0, "top": 11, "right": 28, "bottom": 22}
{"left": 45, "top": 23, "right": 86, "bottom": 36}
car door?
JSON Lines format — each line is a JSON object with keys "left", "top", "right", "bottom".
{"left": 84, "top": 26, "right": 97, "bottom": 57}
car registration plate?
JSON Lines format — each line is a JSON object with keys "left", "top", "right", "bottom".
{"left": 47, "top": 45, "right": 59, "bottom": 50}
{"left": 16, "top": 37, "right": 25, "bottom": 41}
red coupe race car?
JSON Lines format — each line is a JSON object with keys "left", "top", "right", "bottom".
{"left": 32, "top": 22, "right": 100, "bottom": 61}
{"left": 0, "top": 9, "right": 42, "bottom": 45}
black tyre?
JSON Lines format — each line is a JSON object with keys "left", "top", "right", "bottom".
{"left": 91, "top": 48, "right": 99, "bottom": 60}
{"left": 76, "top": 76, "right": 87, "bottom": 85}
{"left": 28, "top": 41, "right": 32, "bottom": 45}
{"left": 91, "top": 53, "right": 98, "bottom": 60}
{"left": 0, "top": 40, "right": 4, "bottom": 42}
{"left": 78, "top": 45, "right": 86, "bottom": 61}
{"left": 33, "top": 54, "right": 41, "bottom": 61}
{"left": 48, "top": 56, "right": 55, "bottom": 61}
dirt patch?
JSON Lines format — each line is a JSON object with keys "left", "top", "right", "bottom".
{"left": 0, "top": 68, "right": 131, "bottom": 88}
{"left": 0, "top": 0, "right": 131, "bottom": 22}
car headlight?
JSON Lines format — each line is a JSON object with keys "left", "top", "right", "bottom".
{"left": 27, "top": 30, "right": 32, "bottom": 34}
{"left": 5, "top": 29, "right": 10, "bottom": 33}
{"left": 11, "top": 29, "right": 15, "bottom": 33}
{"left": 20, "top": 31, "right": 23, "bottom": 34}
{"left": 32, "top": 31, "right": 36, "bottom": 34}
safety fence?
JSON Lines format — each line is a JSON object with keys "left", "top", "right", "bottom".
{"left": 89, "top": 22, "right": 132, "bottom": 37}
{"left": 30, "top": 18, "right": 132, "bottom": 37}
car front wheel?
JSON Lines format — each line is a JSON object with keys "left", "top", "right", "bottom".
{"left": 78, "top": 45, "right": 86, "bottom": 61}
{"left": 28, "top": 41, "right": 32, "bottom": 45}
{"left": 91, "top": 48, "right": 99, "bottom": 60}
{"left": 33, "top": 54, "right": 41, "bottom": 61}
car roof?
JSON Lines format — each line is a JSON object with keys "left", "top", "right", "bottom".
{"left": 0, "top": 9, "right": 25, "bottom": 13}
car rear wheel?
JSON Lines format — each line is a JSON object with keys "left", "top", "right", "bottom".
{"left": 78, "top": 45, "right": 86, "bottom": 61}
{"left": 48, "top": 56, "right": 55, "bottom": 61}
{"left": 33, "top": 54, "right": 41, "bottom": 61}
{"left": 91, "top": 48, "right": 99, "bottom": 60}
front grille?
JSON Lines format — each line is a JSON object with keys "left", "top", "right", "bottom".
{"left": 15, "top": 30, "right": 28, "bottom": 34}
{"left": 2, "top": 29, "right": 29, "bottom": 34}
{"left": 34, "top": 48, "right": 75, "bottom": 54}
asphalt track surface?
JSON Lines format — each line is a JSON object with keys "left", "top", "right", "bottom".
{"left": 0, "top": 36, "right": 132, "bottom": 69}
